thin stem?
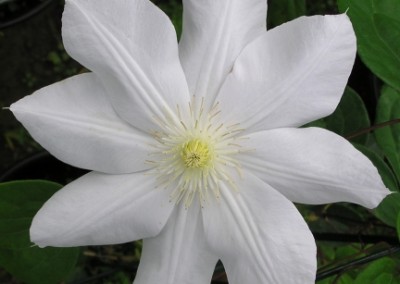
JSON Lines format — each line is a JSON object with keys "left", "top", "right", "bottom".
{"left": 316, "top": 246, "right": 400, "bottom": 281}
{"left": 346, "top": 118, "right": 400, "bottom": 140}
{"left": 314, "top": 232, "right": 398, "bottom": 245}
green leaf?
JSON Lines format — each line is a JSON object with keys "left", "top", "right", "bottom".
{"left": 307, "top": 87, "right": 370, "bottom": 144}
{"left": 374, "top": 85, "right": 400, "bottom": 181}
{"left": 327, "top": 87, "right": 370, "bottom": 144}
{"left": 371, "top": 0, "right": 400, "bottom": 22}
{"left": 317, "top": 274, "right": 354, "bottom": 284}
{"left": 375, "top": 192, "right": 400, "bottom": 227}
{"left": 0, "top": 247, "right": 80, "bottom": 284}
{"left": 355, "top": 257, "right": 399, "bottom": 284}
{"left": 335, "top": 243, "right": 364, "bottom": 260}
{"left": 375, "top": 273, "right": 395, "bottom": 284}
{"left": 0, "top": 180, "right": 61, "bottom": 249}
{"left": 397, "top": 211, "right": 400, "bottom": 241}
{"left": 355, "top": 144, "right": 399, "bottom": 192}
{"left": 267, "top": 0, "right": 306, "bottom": 28}
{"left": 374, "top": 13, "right": 400, "bottom": 61}
{"left": 0, "top": 180, "right": 80, "bottom": 284}
{"left": 396, "top": 211, "right": 400, "bottom": 240}
{"left": 337, "top": 0, "right": 400, "bottom": 91}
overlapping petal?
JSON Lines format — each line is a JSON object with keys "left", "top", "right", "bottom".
{"left": 134, "top": 203, "right": 218, "bottom": 284}
{"left": 217, "top": 14, "right": 356, "bottom": 132}
{"left": 31, "top": 171, "right": 174, "bottom": 247}
{"left": 179, "top": 0, "right": 266, "bottom": 108}
{"left": 10, "top": 73, "right": 152, "bottom": 174}
{"left": 202, "top": 170, "right": 316, "bottom": 284}
{"left": 62, "top": 0, "right": 190, "bottom": 130}
{"left": 239, "top": 127, "right": 390, "bottom": 208}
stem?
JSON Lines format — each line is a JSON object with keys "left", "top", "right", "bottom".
{"left": 316, "top": 246, "right": 400, "bottom": 281}
{"left": 346, "top": 118, "right": 400, "bottom": 140}
{"left": 314, "top": 233, "right": 398, "bottom": 245}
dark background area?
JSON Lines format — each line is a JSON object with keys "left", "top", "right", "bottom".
{"left": 0, "top": 0, "right": 83, "bottom": 173}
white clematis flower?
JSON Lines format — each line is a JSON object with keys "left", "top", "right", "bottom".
{"left": 10, "top": 0, "right": 390, "bottom": 283}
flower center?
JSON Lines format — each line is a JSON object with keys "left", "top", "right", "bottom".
{"left": 181, "top": 139, "right": 211, "bottom": 168}
{"left": 148, "top": 96, "right": 244, "bottom": 208}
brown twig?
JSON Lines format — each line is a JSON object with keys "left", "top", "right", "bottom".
{"left": 345, "top": 118, "right": 400, "bottom": 140}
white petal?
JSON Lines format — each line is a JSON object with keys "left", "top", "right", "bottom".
{"left": 239, "top": 128, "right": 390, "bottom": 208}
{"left": 10, "top": 73, "right": 152, "bottom": 174}
{"left": 63, "top": 0, "right": 190, "bottom": 130}
{"left": 134, "top": 203, "right": 218, "bottom": 284}
{"left": 217, "top": 14, "right": 356, "bottom": 132}
{"left": 179, "top": 0, "right": 266, "bottom": 107}
{"left": 202, "top": 171, "right": 316, "bottom": 284}
{"left": 30, "top": 171, "right": 174, "bottom": 247}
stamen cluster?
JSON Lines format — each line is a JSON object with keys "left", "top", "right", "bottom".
{"left": 148, "top": 97, "right": 244, "bottom": 208}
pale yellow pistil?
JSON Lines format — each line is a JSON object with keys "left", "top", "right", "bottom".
{"left": 181, "top": 139, "right": 211, "bottom": 168}
{"left": 148, "top": 97, "right": 244, "bottom": 207}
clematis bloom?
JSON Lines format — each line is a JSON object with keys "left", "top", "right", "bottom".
{"left": 10, "top": 0, "right": 390, "bottom": 283}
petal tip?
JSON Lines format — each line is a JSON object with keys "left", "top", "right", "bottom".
{"left": 366, "top": 188, "right": 393, "bottom": 209}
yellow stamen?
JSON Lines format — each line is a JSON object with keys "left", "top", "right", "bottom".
{"left": 181, "top": 139, "right": 211, "bottom": 168}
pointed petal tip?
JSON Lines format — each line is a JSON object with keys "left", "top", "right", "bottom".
{"left": 28, "top": 172, "right": 175, "bottom": 248}
{"left": 239, "top": 128, "right": 392, "bottom": 209}
{"left": 30, "top": 210, "right": 64, "bottom": 248}
{"left": 30, "top": 220, "right": 53, "bottom": 248}
{"left": 366, "top": 188, "right": 393, "bottom": 209}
